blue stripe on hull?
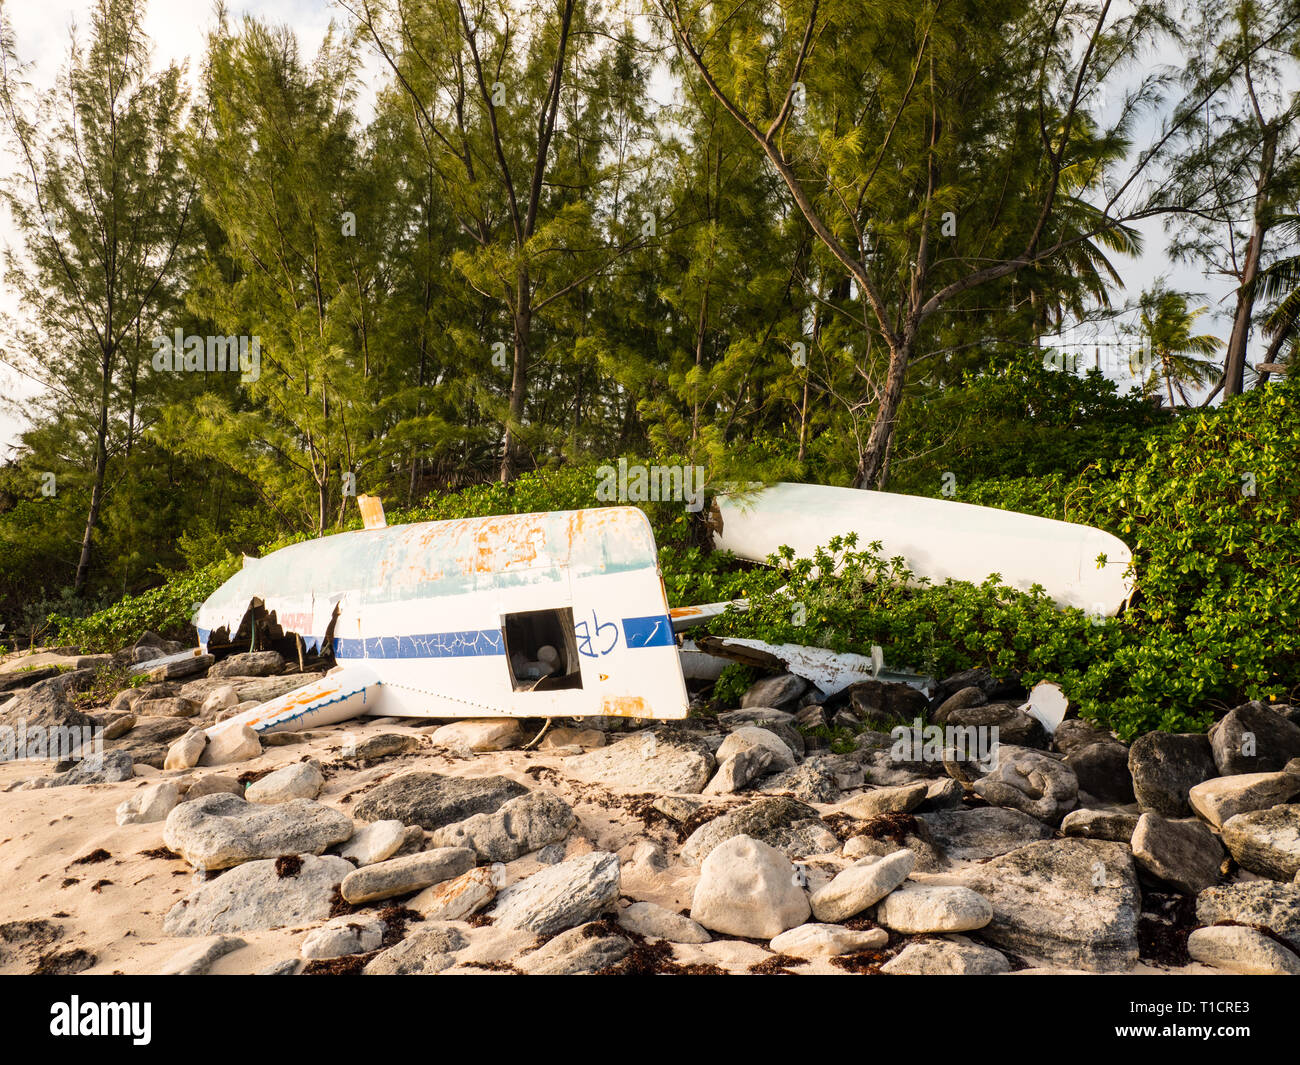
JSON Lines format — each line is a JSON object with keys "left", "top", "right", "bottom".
{"left": 326, "top": 616, "right": 677, "bottom": 660}
{"left": 334, "top": 629, "right": 505, "bottom": 660}
{"left": 622, "top": 615, "right": 675, "bottom": 647}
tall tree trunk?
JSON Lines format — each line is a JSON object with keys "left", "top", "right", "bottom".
{"left": 1254, "top": 326, "right": 1290, "bottom": 386}
{"left": 853, "top": 343, "right": 910, "bottom": 489}
{"left": 1223, "top": 127, "right": 1277, "bottom": 397}
{"left": 500, "top": 268, "right": 531, "bottom": 483}
{"left": 796, "top": 375, "right": 811, "bottom": 463}
{"left": 691, "top": 286, "right": 710, "bottom": 442}
{"left": 74, "top": 354, "right": 113, "bottom": 593}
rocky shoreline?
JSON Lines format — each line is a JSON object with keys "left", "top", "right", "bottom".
{"left": 1, "top": 635, "right": 1298, "bottom": 976}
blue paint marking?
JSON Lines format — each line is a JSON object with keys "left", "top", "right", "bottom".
{"left": 306, "top": 619, "right": 671, "bottom": 662}
{"left": 575, "top": 611, "right": 619, "bottom": 657}
{"left": 334, "top": 629, "right": 505, "bottom": 660}
{"left": 622, "top": 615, "right": 674, "bottom": 648}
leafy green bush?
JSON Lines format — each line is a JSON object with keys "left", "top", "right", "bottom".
{"left": 50, "top": 558, "right": 239, "bottom": 653}
{"left": 702, "top": 534, "right": 1119, "bottom": 708}
{"left": 710, "top": 663, "right": 758, "bottom": 708}
{"left": 889, "top": 349, "right": 1163, "bottom": 497}
{"left": 1072, "top": 381, "right": 1300, "bottom": 736}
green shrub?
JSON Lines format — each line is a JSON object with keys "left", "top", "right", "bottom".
{"left": 50, "top": 558, "right": 239, "bottom": 653}
{"left": 1073, "top": 380, "right": 1300, "bottom": 735}
{"left": 889, "top": 349, "right": 1164, "bottom": 496}
{"left": 701, "top": 534, "right": 1120, "bottom": 712}
{"left": 710, "top": 663, "right": 757, "bottom": 708}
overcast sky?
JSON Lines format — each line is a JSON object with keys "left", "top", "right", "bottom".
{"left": 0, "top": 0, "right": 1261, "bottom": 455}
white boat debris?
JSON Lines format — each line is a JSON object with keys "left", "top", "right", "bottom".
{"left": 712, "top": 481, "right": 1134, "bottom": 616}
{"left": 192, "top": 482, "right": 1131, "bottom": 739}
{"left": 199, "top": 503, "right": 689, "bottom": 740}
{"left": 1021, "top": 681, "right": 1070, "bottom": 735}
{"left": 694, "top": 635, "right": 931, "bottom": 697}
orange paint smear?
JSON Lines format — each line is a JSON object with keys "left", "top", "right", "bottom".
{"left": 233, "top": 683, "right": 344, "bottom": 730}
{"left": 600, "top": 694, "right": 650, "bottom": 718}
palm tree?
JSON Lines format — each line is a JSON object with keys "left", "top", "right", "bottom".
{"left": 1257, "top": 215, "right": 1300, "bottom": 380}
{"left": 1136, "top": 286, "right": 1223, "bottom": 407}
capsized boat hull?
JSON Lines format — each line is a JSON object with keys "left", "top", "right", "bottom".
{"left": 712, "top": 482, "right": 1133, "bottom": 616}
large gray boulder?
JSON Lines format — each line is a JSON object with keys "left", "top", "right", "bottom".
{"left": 340, "top": 847, "right": 475, "bottom": 904}
{"left": 301, "top": 914, "right": 387, "bottom": 960}
{"left": 1188, "top": 771, "right": 1300, "bottom": 828}
{"left": 428, "top": 792, "right": 574, "bottom": 862}
{"left": 1196, "top": 881, "right": 1300, "bottom": 953}
{"left": 680, "top": 797, "right": 836, "bottom": 865}
{"left": 875, "top": 884, "right": 993, "bottom": 934}
{"left": 518, "top": 923, "right": 631, "bottom": 975}
{"left": 844, "top": 679, "right": 929, "bottom": 727}
{"left": 716, "top": 726, "right": 797, "bottom": 774}
{"left": 1211, "top": 702, "right": 1300, "bottom": 776}
{"left": 1063, "top": 739, "right": 1135, "bottom": 803}
{"left": 1060, "top": 809, "right": 1139, "bottom": 843}
{"left": 1186, "top": 925, "right": 1300, "bottom": 975}
{"left": 199, "top": 724, "right": 261, "bottom": 766}
{"left": 703, "top": 747, "right": 773, "bottom": 794}
{"left": 810, "top": 850, "right": 914, "bottom": 923}
{"left": 740, "top": 673, "right": 808, "bottom": 712}
{"left": 352, "top": 771, "right": 528, "bottom": 831}
{"left": 880, "top": 938, "right": 1010, "bottom": 975}
{"left": 146, "top": 654, "right": 214, "bottom": 682}
{"left": 837, "top": 782, "right": 928, "bottom": 819}
{"left": 1220, "top": 805, "right": 1300, "bottom": 881}
{"left": 410, "top": 867, "right": 499, "bottom": 922}
{"left": 163, "top": 854, "right": 351, "bottom": 935}
{"left": 48, "top": 750, "right": 135, "bottom": 786}
{"left": 617, "top": 902, "right": 712, "bottom": 944}
{"left": 0, "top": 664, "right": 65, "bottom": 694}
{"left": 209, "top": 651, "right": 285, "bottom": 678}
{"left": 970, "top": 745, "right": 1077, "bottom": 824}
{"left": 245, "top": 761, "right": 323, "bottom": 804}
{"left": 566, "top": 730, "right": 715, "bottom": 794}
{"left": 769, "top": 923, "right": 887, "bottom": 958}
{"left": 958, "top": 839, "right": 1141, "bottom": 972}
{"left": 337, "top": 820, "right": 406, "bottom": 866}
{"left": 919, "top": 806, "right": 1053, "bottom": 861}
{"left": 930, "top": 685, "right": 988, "bottom": 723}
{"left": 0, "top": 673, "right": 93, "bottom": 725}
{"left": 946, "top": 702, "right": 1046, "bottom": 749}
{"left": 690, "top": 835, "right": 811, "bottom": 938}
{"left": 1128, "top": 732, "right": 1216, "bottom": 817}
{"left": 489, "top": 851, "right": 621, "bottom": 935}
{"left": 363, "top": 924, "right": 467, "bottom": 975}
{"left": 114, "top": 716, "right": 196, "bottom": 769}
{"left": 1130, "top": 812, "right": 1223, "bottom": 894}
{"left": 1052, "top": 719, "right": 1114, "bottom": 755}
{"left": 758, "top": 759, "right": 842, "bottom": 803}
{"left": 162, "top": 793, "right": 353, "bottom": 870}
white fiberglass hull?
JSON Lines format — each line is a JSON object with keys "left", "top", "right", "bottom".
{"left": 713, "top": 482, "right": 1133, "bottom": 616}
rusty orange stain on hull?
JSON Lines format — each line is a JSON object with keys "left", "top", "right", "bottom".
{"left": 600, "top": 694, "right": 650, "bottom": 717}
